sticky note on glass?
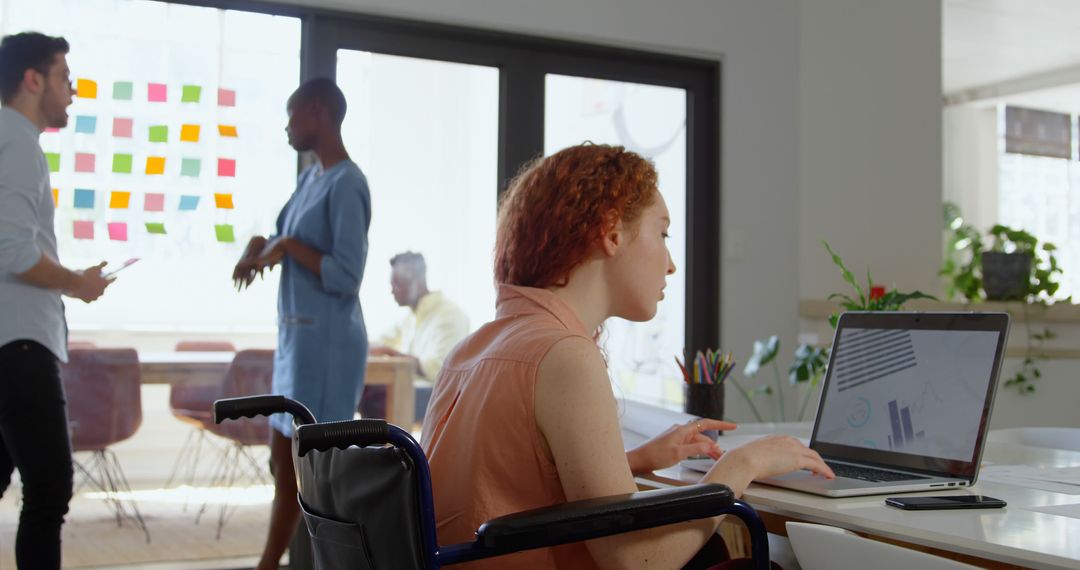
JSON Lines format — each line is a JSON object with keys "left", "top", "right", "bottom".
{"left": 73, "top": 189, "right": 95, "bottom": 209}
{"left": 218, "top": 124, "right": 238, "bottom": 137}
{"left": 145, "top": 222, "right": 167, "bottom": 235}
{"left": 180, "top": 124, "right": 200, "bottom": 142}
{"left": 45, "top": 152, "right": 60, "bottom": 173}
{"left": 75, "top": 153, "right": 95, "bottom": 173}
{"left": 74, "top": 115, "right": 96, "bottom": 134}
{"left": 178, "top": 195, "right": 199, "bottom": 211}
{"left": 145, "top": 156, "right": 166, "bottom": 175}
{"left": 217, "top": 158, "right": 236, "bottom": 177}
{"left": 112, "top": 154, "right": 133, "bottom": 174}
{"left": 215, "top": 224, "right": 235, "bottom": 243}
{"left": 144, "top": 193, "right": 165, "bottom": 212}
{"left": 109, "top": 191, "right": 131, "bottom": 209}
{"left": 148, "top": 82, "right": 167, "bottom": 102}
{"left": 181, "top": 85, "right": 202, "bottom": 103}
{"left": 112, "top": 117, "right": 133, "bottom": 138}
{"left": 73, "top": 221, "right": 94, "bottom": 240}
{"left": 214, "top": 193, "right": 234, "bottom": 209}
{"left": 52, "top": 188, "right": 58, "bottom": 208}
{"left": 44, "top": 127, "right": 59, "bottom": 133}
{"left": 107, "top": 222, "right": 128, "bottom": 241}
{"left": 218, "top": 88, "right": 236, "bottom": 107}
{"left": 76, "top": 79, "right": 97, "bottom": 99}
{"left": 180, "top": 158, "right": 201, "bottom": 177}
{"left": 148, "top": 125, "right": 168, "bottom": 143}
{"left": 113, "top": 81, "right": 133, "bottom": 100}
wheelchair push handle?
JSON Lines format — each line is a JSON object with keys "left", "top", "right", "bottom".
{"left": 213, "top": 395, "right": 317, "bottom": 426}
{"left": 295, "top": 419, "right": 391, "bottom": 456}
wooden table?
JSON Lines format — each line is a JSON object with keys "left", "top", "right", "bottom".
{"left": 138, "top": 352, "right": 416, "bottom": 429}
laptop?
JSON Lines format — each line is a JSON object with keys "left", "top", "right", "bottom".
{"left": 755, "top": 311, "right": 1010, "bottom": 497}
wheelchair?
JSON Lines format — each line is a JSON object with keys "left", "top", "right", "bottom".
{"left": 214, "top": 395, "right": 771, "bottom": 569}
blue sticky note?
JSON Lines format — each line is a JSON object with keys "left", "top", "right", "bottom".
{"left": 74, "top": 115, "right": 97, "bottom": 134}
{"left": 73, "top": 188, "right": 95, "bottom": 209}
{"left": 178, "top": 195, "right": 200, "bottom": 211}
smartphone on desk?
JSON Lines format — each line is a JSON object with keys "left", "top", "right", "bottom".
{"left": 885, "top": 495, "right": 1006, "bottom": 510}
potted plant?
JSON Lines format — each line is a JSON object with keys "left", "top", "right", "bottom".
{"left": 983, "top": 225, "right": 1061, "bottom": 301}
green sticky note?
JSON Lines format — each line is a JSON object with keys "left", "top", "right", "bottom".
{"left": 148, "top": 125, "right": 168, "bottom": 143}
{"left": 181, "top": 85, "right": 202, "bottom": 103}
{"left": 112, "top": 81, "right": 133, "bottom": 100}
{"left": 145, "top": 222, "right": 167, "bottom": 234}
{"left": 214, "top": 224, "right": 235, "bottom": 243}
{"left": 112, "top": 153, "right": 133, "bottom": 174}
{"left": 45, "top": 152, "right": 60, "bottom": 173}
{"left": 180, "top": 158, "right": 201, "bottom": 177}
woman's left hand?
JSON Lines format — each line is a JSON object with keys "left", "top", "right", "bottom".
{"left": 626, "top": 418, "right": 738, "bottom": 475}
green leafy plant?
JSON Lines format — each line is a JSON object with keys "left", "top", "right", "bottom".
{"left": 823, "top": 241, "right": 938, "bottom": 328}
{"left": 727, "top": 335, "right": 828, "bottom": 423}
{"left": 938, "top": 203, "right": 1068, "bottom": 394}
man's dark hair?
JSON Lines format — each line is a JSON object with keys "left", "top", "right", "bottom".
{"left": 0, "top": 32, "right": 69, "bottom": 104}
{"left": 390, "top": 251, "right": 426, "bottom": 278}
{"left": 291, "top": 77, "right": 347, "bottom": 125}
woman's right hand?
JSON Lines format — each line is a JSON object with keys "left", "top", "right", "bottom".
{"left": 233, "top": 236, "right": 268, "bottom": 290}
{"left": 706, "top": 435, "right": 834, "bottom": 495}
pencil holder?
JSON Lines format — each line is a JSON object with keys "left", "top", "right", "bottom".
{"left": 684, "top": 383, "right": 725, "bottom": 439}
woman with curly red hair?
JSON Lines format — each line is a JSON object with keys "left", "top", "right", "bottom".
{"left": 421, "top": 143, "right": 832, "bottom": 569}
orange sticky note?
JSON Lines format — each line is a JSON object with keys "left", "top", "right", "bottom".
{"left": 109, "top": 191, "right": 131, "bottom": 209}
{"left": 145, "top": 156, "right": 166, "bottom": 175}
{"left": 52, "top": 188, "right": 58, "bottom": 208}
{"left": 214, "top": 193, "right": 234, "bottom": 209}
{"left": 218, "top": 124, "right": 238, "bottom": 137}
{"left": 180, "top": 124, "right": 200, "bottom": 143}
{"left": 76, "top": 78, "right": 97, "bottom": 99}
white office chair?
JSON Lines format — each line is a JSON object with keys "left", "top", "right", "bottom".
{"left": 986, "top": 427, "right": 1080, "bottom": 452}
{"left": 786, "top": 522, "right": 978, "bottom": 570}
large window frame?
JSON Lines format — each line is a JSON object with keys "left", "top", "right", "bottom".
{"left": 170, "top": 0, "right": 721, "bottom": 367}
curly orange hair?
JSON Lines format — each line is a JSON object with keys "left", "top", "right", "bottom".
{"left": 495, "top": 143, "right": 658, "bottom": 288}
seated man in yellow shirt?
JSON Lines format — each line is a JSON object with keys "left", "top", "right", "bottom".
{"left": 369, "top": 251, "right": 469, "bottom": 381}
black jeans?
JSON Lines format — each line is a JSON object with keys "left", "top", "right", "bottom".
{"left": 0, "top": 340, "right": 74, "bottom": 570}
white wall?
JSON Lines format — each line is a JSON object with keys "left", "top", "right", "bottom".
{"left": 264, "top": 0, "right": 945, "bottom": 422}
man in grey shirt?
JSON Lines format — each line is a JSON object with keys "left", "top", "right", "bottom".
{"left": 0, "top": 32, "right": 112, "bottom": 569}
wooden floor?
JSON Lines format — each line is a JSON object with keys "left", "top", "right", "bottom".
{"left": 0, "top": 385, "right": 270, "bottom": 569}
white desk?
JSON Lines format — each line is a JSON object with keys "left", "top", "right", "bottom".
{"left": 640, "top": 431, "right": 1080, "bottom": 569}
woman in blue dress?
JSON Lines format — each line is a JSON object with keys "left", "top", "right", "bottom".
{"left": 233, "top": 78, "right": 370, "bottom": 570}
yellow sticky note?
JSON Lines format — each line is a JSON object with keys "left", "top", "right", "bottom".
{"left": 145, "top": 156, "right": 166, "bottom": 175}
{"left": 52, "top": 188, "right": 58, "bottom": 208}
{"left": 109, "top": 191, "right": 131, "bottom": 209}
{"left": 180, "top": 124, "right": 200, "bottom": 143}
{"left": 214, "top": 193, "right": 234, "bottom": 209}
{"left": 218, "top": 124, "right": 238, "bottom": 137}
{"left": 76, "top": 78, "right": 97, "bottom": 99}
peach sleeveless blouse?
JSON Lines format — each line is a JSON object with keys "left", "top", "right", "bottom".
{"left": 420, "top": 284, "right": 599, "bottom": 569}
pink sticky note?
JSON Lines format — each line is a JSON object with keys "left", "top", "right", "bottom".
{"left": 74, "top": 153, "right": 95, "bottom": 173}
{"left": 217, "top": 158, "right": 236, "bottom": 177}
{"left": 144, "top": 193, "right": 165, "bottom": 212}
{"left": 217, "top": 88, "right": 236, "bottom": 107}
{"left": 148, "top": 83, "right": 167, "bottom": 102}
{"left": 107, "top": 222, "right": 128, "bottom": 241}
{"left": 45, "top": 127, "right": 60, "bottom": 133}
{"left": 73, "top": 221, "right": 94, "bottom": 240}
{"left": 112, "top": 117, "right": 133, "bottom": 138}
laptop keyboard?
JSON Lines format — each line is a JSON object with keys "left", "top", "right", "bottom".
{"left": 825, "top": 461, "right": 929, "bottom": 483}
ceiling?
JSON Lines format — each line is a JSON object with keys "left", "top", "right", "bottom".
{"left": 944, "top": 0, "right": 1080, "bottom": 113}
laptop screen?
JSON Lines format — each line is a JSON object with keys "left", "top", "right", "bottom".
{"left": 810, "top": 313, "right": 1009, "bottom": 478}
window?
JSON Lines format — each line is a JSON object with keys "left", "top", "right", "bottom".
{"left": 0, "top": 0, "right": 301, "bottom": 333}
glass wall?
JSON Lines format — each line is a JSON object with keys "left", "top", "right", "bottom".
{"left": 545, "top": 74, "right": 688, "bottom": 407}
{"left": 337, "top": 49, "right": 499, "bottom": 340}
{"left": 0, "top": 0, "right": 301, "bottom": 334}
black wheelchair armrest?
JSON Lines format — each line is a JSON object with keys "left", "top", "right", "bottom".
{"left": 474, "top": 483, "right": 734, "bottom": 553}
